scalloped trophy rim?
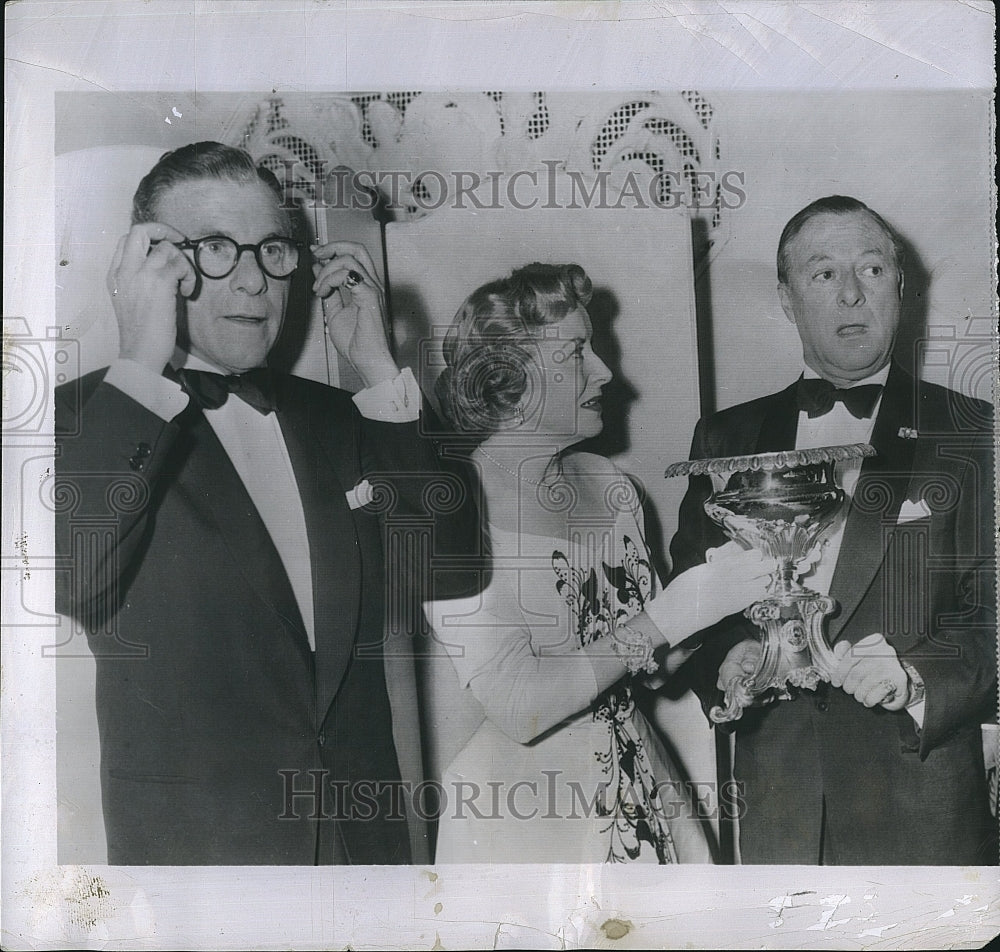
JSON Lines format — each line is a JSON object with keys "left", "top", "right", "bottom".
{"left": 663, "top": 442, "right": 876, "bottom": 479}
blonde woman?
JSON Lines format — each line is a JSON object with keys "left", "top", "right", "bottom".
{"left": 425, "top": 263, "right": 773, "bottom": 863}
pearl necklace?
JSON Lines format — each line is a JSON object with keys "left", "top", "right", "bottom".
{"left": 477, "top": 447, "right": 560, "bottom": 487}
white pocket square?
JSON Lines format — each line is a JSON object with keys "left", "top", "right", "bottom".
{"left": 897, "top": 497, "right": 932, "bottom": 523}
{"left": 345, "top": 479, "right": 374, "bottom": 511}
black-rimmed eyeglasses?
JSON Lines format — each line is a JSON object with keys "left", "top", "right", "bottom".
{"left": 157, "top": 236, "right": 304, "bottom": 280}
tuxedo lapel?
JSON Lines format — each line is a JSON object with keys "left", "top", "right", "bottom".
{"left": 275, "top": 377, "right": 366, "bottom": 722}
{"left": 828, "top": 364, "right": 917, "bottom": 642}
{"left": 175, "top": 410, "right": 313, "bottom": 664}
{"left": 754, "top": 381, "right": 801, "bottom": 454}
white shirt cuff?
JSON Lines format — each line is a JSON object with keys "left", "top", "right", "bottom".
{"left": 103, "top": 359, "right": 189, "bottom": 421}
{"left": 352, "top": 367, "right": 420, "bottom": 422}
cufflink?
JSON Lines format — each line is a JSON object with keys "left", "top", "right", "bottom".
{"left": 900, "top": 659, "right": 925, "bottom": 708}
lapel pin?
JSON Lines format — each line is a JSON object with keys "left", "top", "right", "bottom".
{"left": 897, "top": 426, "right": 918, "bottom": 440}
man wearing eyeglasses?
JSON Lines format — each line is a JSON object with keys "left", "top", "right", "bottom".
{"left": 54, "top": 142, "right": 479, "bottom": 865}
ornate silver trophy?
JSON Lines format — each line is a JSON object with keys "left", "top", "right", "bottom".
{"left": 665, "top": 443, "right": 876, "bottom": 722}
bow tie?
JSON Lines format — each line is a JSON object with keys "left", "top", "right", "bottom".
{"left": 176, "top": 367, "right": 277, "bottom": 415}
{"left": 796, "top": 377, "right": 882, "bottom": 419}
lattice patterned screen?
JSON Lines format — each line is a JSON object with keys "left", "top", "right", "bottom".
{"left": 223, "top": 91, "right": 723, "bottom": 228}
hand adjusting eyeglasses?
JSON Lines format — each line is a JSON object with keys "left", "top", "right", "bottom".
{"left": 152, "top": 235, "right": 304, "bottom": 280}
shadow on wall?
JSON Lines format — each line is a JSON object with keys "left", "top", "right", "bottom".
{"left": 266, "top": 205, "right": 322, "bottom": 373}
{"left": 571, "top": 289, "right": 673, "bottom": 585}
{"left": 389, "top": 283, "right": 437, "bottom": 403}
{"left": 893, "top": 234, "right": 931, "bottom": 378}
{"left": 573, "top": 287, "right": 634, "bottom": 462}
{"left": 267, "top": 258, "right": 316, "bottom": 371}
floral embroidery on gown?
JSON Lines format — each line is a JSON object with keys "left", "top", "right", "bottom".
{"left": 425, "top": 454, "right": 710, "bottom": 865}
{"left": 552, "top": 536, "right": 678, "bottom": 863}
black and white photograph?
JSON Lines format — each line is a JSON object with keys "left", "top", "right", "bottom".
{"left": 4, "top": 2, "right": 997, "bottom": 948}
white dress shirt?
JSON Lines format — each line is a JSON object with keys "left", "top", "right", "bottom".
{"left": 793, "top": 365, "right": 888, "bottom": 597}
{"left": 104, "top": 356, "right": 420, "bottom": 651}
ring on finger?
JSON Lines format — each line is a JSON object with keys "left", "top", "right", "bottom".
{"left": 344, "top": 270, "right": 363, "bottom": 289}
{"left": 876, "top": 678, "right": 897, "bottom": 703}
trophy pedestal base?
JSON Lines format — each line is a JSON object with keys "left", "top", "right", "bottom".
{"left": 710, "top": 591, "right": 838, "bottom": 724}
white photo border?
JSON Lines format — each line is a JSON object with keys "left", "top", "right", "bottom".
{"left": 4, "top": 2, "right": 998, "bottom": 949}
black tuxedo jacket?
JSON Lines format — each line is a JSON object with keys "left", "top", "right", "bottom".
{"left": 670, "top": 363, "right": 996, "bottom": 864}
{"left": 55, "top": 368, "right": 478, "bottom": 865}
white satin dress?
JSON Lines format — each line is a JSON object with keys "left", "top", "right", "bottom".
{"left": 425, "top": 453, "right": 712, "bottom": 864}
